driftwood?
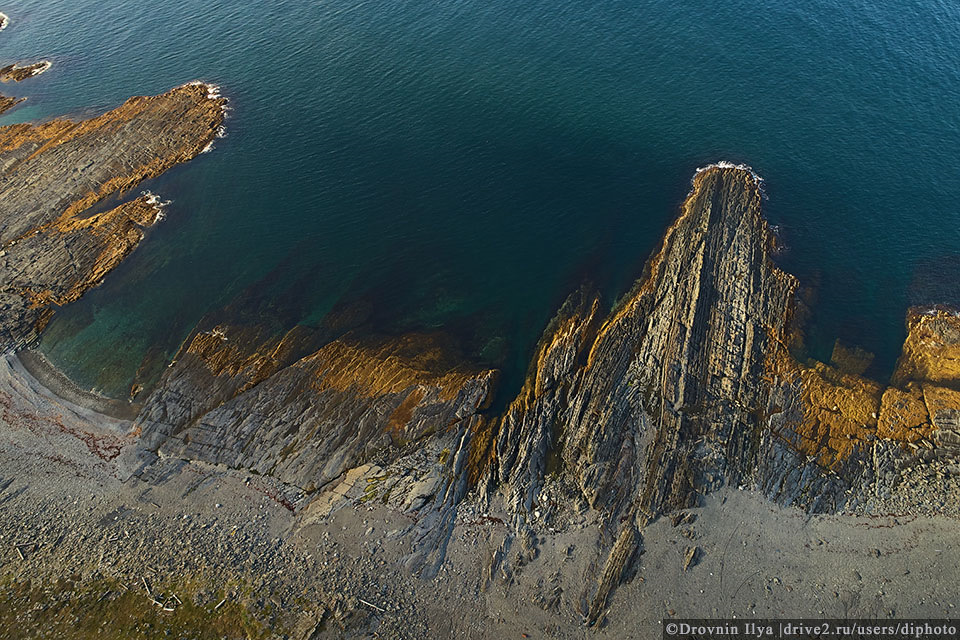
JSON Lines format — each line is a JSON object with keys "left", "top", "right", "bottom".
{"left": 358, "top": 598, "right": 386, "bottom": 612}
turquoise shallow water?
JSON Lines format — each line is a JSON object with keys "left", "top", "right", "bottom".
{"left": 2, "top": 0, "right": 960, "bottom": 396}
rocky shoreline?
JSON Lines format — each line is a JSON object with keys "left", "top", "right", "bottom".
{"left": 2, "top": 11, "right": 960, "bottom": 638}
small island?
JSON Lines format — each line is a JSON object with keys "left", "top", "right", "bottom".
{"left": 0, "top": 60, "right": 52, "bottom": 82}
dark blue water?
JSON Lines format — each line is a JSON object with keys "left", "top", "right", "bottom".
{"left": 2, "top": 0, "right": 960, "bottom": 396}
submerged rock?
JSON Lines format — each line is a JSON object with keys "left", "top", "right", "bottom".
{"left": 0, "top": 83, "right": 226, "bottom": 351}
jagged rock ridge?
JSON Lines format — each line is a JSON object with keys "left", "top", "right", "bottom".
{"left": 126, "top": 163, "right": 960, "bottom": 625}
{"left": 131, "top": 165, "right": 960, "bottom": 622}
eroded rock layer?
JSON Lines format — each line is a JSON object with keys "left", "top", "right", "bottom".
{"left": 0, "top": 83, "right": 226, "bottom": 350}
{"left": 138, "top": 329, "right": 498, "bottom": 492}
{"left": 0, "top": 93, "right": 22, "bottom": 115}
{"left": 471, "top": 166, "right": 960, "bottom": 620}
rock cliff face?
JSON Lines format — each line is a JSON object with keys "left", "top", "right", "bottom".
{"left": 0, "top": 83, "right": 226, "bottom": 351}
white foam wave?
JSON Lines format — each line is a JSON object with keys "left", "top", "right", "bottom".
{"left": 681, "top": 160, "right": 768, "bottom": 206}
{"left": 695, "top": 160, "right": 763, "bottom": 183}
{"left": 921, "top": 306, "right": 960, "bottom": 318}
{"left": 141, "top": 190, "right": 172, "bottom": 223}
{"left": 29, "top": 60, "right": 52, "bottom": 76}
{"left": 5, "top": 60, "right": 52, "bottom": 78}
{"left": 182, "top": 80, "right": 228, "bottom": 106}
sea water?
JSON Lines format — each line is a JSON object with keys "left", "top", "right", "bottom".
{"left": 1, "top": 0, "right": 959, "bottom": 398}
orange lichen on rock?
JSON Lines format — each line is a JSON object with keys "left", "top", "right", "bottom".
{"left": 918, "top": 383, "right": 960, "bottom": 431}
{"left": 872, "top": 307, "right": 960, "bottom": 450}
{"left": 765, "top": 306, "right": 960, "bottom": 465}
{"left": 0, "top": 119, "right": 74, "bottom": 155}
{"left": 0, "top": 83, "right": 228, "bottom": 352}
{"left": 877, "top": 383, "right": 931, "bottom": 443}
{"left": 307, "top": 335, "right": 489, "bottom": 403}
{"left": 767, "top": 345, "right": 882, "bottom": 468}
{"left": 52, "top": 197, "right": 159, "bottom": 305}
{"left": 891, "top": 308, "right": 960, "bottom": 387}
{"left": 183, "top": 324, "right": 307, "bottom": 392}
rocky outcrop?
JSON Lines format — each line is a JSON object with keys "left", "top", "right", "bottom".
{"left": 478, "top": 165, "right": 806, "bottom": 620}
{"left": 0, "top": 94, "right": 22, "bottom": 115}
{"left": 471, "top": 166, "right": 960, "bottom": 621}
{"left": 131, "top": 164, "right": 960, "bottom": 621}
{"left": 0, "top": 61, "right": 51, "bottom": 83}
{"left": 0, "top": 83, "right": 226, "bottom": 351}
{"left": 886, "top": 308, "right": 960, "bottom": 454}
{"left": 138, "top": 330, "right": 498, "bottom": 492}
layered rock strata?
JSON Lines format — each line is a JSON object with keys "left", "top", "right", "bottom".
{"left": 0, "top": 93, "right": 22, "bottom": 115}
{"left": 131, "top": 165, "right": 960, "bottom": 622}
{"left": 0, "top": 83, "right": 226, "bottom": 351}
{"left": 2, "top": 70, "right": 956, "bottom": 627}
{"left": 138, "top": 328, "right": 498, "bottom": 492}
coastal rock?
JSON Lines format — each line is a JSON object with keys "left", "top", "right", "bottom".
{"left": 0, "top": 61, "right": 51, "bottom": 82}
{"left": 0, "top": 93, "right": 22, "bottom": 115}
{"left": 882, "top": 308, "right": 960, "bottom": 455}
{"left": 0, "top": 83, "right": 226, "bottom": 352}
{"left": 138, "top": 331, "right": 498, "bottom": 492}
{"left": 475, "top": 166, "right": 946, "bottom": 618}
{"left": 124, "top": 164, "right": 960, "bottom": 622}
{"left": 477, "top": 166, "right": 807, "bottom": 620}
{"left": 891, "top": 307, "right": 960, "bottom": 387}
{"left": 481, "top": 285, "right": 602, "bottom": 513}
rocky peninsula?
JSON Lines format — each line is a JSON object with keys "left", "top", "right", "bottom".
{"left": 2, "top": 19, "right": 960, "bottom": 639}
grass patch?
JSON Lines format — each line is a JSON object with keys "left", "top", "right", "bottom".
{"left": 0, "top": 574, "right": 271, "bottom": 640}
